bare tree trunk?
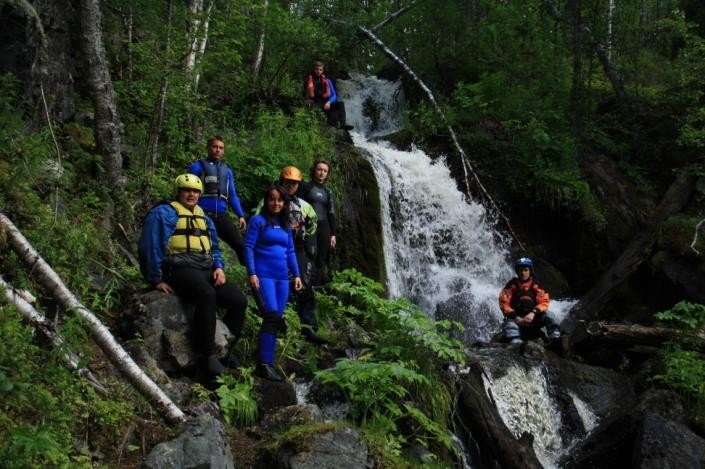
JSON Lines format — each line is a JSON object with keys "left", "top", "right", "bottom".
{"left": 185, "top": 0, "right": 204, "bottom": 76}
{"left": 607, "top": 0, "right": 615, "bottom": 62}
{"left": 568, "top": 175, "right": 697, "bottom": 327}
{"left": 147, "top": 0, "right": 174, "bottom": 177}
{"left": 370, "top": 0, "right": 417, "bottom": 32}
{"left": 577, "top": 321, "right": 705, "bottom": 352}
{"left": 547, "top": 0, "right": 631, "bottom": 109}
{"left": 252, "top": 0, "right": 269, "bottom": 80}
{"left": 192, "top": 1, "right": 214, "bottom": 91}
{"left": 79, "top": 0, "right": 124, "bottom": 188}
{"left": 1, "top": 274, "right": 108, "bottom": 395}
{"left": 0, "top": 212, "right": 186, "bottom": 423}
{"left": 356, "top": 25, "right": 526, "bottom": 250}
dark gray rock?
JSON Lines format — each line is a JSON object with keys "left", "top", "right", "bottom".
{"left": 255, "top": 376, "right": 297, "bottom": 414}
{"left": 142, "top": 411, "right": 234, "bottom": 469}
{"left": 277, "top": 426, "right": 369, "bottom": 469}
{"left": 125, "top": 290, "right": 234, "bottom": 373}
{"left": 636, "top": 412, "right": 705, "bottom": 469}
{"left": 261, "top": 404, "right": 323, "bottom": 432}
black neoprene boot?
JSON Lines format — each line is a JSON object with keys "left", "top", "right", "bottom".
{"left": 256, "top": 363, "right": 283, "bottom": 382}
{"left": 206, "top": 354, "right": 225, "bottom": 375}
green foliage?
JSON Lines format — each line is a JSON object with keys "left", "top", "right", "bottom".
{"left": 0, "top": 305, "right": 133, "bottom": 467}
{"left": 655, "top": 301, "right": 705, "bottom": 330}
{"left": 216, "top": 368, "right": 258, "bottom": 428}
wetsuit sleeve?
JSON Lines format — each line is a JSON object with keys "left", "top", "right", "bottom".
{"left": 206, "top": 215, "right": 224, "bottom": 270}
{"left": 286, "top": 228, "right": 300, "bottom": 278}
{"left": 186, "top": 160, "right": 203, "bottom": 176}
{"left": 327, "top": 78, "right": 338, "bottom": 104}
{"left": 243, "top": 215, "right": 263, "bottom": 276}
{"left": 533, "top": 284, "right": 550, "bottom": 313}
{"left": 226, "top": 167, "right": 245, "bottom": 218}
{"left": 498, "top": 279, "right": 517, "bottom": 317}
{"left": 327, "top": 187, "right": 336, "bottom": 236}
{"left": 138, "top": 205, "right": 172, "bottom": 285}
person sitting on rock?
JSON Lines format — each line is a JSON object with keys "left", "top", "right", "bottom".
{"left": 304, "top": 60, "right": 353, "bottom": 130}
{"left": 498, "top": 257, "right": 561, "bottom": 344}
{"left": 244, "top": 185, "right": 302, "bottom": 381}
{"left": 138, "top": 173, "right": 248, "bottom": 375}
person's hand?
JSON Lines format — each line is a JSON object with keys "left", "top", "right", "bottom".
{"left": 330, "top": 235, "right": 336, "bottom": 248}
{"left": 514, "top": 315, "right": 525, "bottom": 326}
{"left": 239, "top": 217, "right": 246, "bottom": 230}
{"left": 213, "top": 268, "right": 226, "bottom": 286}
{"left": 294, "top": 277, "right": 303, "bottom": 291}
{"left": 154, "top": 282, "right": 173, "bottom": 294}
{"left": 525, "top": 311, "right": 536, "bottom": 324}
{"left": 323, "top": 101, "right": 331, "bottom": 111}
{"left": 249, "top": 275, "right": 259, "bottom": 290}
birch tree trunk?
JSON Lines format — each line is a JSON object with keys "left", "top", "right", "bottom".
{"left": 192, "top": 1, "right": 214, "bottom": 91}
{"left": 1, "top": 274, "right": 108, "bottom": 395}
{"left": 79, "top": 0, "right": 124, "bottom": 188}
{"left": 0, "top": 212, "right": 186, "bottom": 423}
{"left": 252, "top": 0, "right": 269, "bottom": 80}
{"left": 147, "top": 0, "right": 174, "bottom": 177}
{"left": 607, "top": 0, "right": 615, "bottom": 62}
{"left": 185, "top": 0, "right": 204, "bottom": 76}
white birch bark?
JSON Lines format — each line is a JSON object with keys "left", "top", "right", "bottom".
{"left": 192, "top": 1, "right": 214, "bottom": 91}
{"left": 185, "top": 0, "right": 204, "bottom": 75}
{"left": 0, "top": 212, "right": 186, "bottom": 423}
{"left": 607, "top": 0, "right": 615, "bottom": 62}
{"left": 252, "top": 0, "right": 269, "bottom": 80}
{"left": 1, "top": 274, "right": 108, "bottom": 395}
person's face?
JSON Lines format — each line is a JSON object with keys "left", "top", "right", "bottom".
{"left": 313, "top": 163, "right": 329, "bottom": 184}
{"left": 266, "top": 189, "right": 285, "bottom": 214}
{"left": 282, "top": 179, "right": 299, "bottom": 195}
{"left": 178, "top": 188, "right": 201, "bottom": 209}
{"left": 313, "top": 65, "right": 324, "bottom": 77}
{"left": 518, "top": 267, "right": 531, "bottom": 281}
{"left": 207, "top": 139, "right": 225, "bottom": 160}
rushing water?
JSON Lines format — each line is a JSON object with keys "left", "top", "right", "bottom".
{"left": 338, "top": 75, "right": 582, "bottom": 466}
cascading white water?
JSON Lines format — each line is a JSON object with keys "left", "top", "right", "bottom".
{"left": 339, "top": 75, "right": 574, "bottom": 341}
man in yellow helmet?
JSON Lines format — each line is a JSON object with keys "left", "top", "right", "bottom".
{"left": 139, "top": 174, "right": 248, "bottom": 375}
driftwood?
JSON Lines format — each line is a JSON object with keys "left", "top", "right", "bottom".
{"left": 577, "top": 321, "right": 705, "bottom": 352}
{"left": 456, "top": 362, "right": 543, "bottom": 469}
{"left": 0, "top": 212, "right": 186, "bottom": 423}
{"left": 568, "top": 174, "right": 696, "bottom": 327}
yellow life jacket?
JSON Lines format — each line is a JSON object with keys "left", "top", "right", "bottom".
{"left": 166, "top": 201, "right": 212, "bottom": 254}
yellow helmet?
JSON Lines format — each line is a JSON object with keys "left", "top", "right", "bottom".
{"left": 280, "top": 166, "right": 303, "bottom": 182}
{"left": 175, "top": 173, "right": 203, "bottom": 192}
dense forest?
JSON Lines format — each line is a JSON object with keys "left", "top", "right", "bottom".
{"left": 1, "top": 0, "right": 704, "bottom": 467}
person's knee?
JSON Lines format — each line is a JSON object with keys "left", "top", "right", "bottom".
{"left": 502, "top": 319, "right": 520, "bottom": 338}
{"left": 260, "top": 312, "right": 280, "bottom": 335}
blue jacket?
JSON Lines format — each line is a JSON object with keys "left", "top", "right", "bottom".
{"left": 244, "top": 214, "right": 299, "bottom": 280}
{"left": 186, "top": 159, "right": 245, "bottom": 217}
{"left": 138, "top": 202, "right": 224, "bottom": 285}
{"left": 327, "top": 78, "right": 338, "bottom": 104}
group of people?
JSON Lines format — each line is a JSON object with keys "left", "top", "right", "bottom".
{"left": 138, "top": 61, "right": 561, "bottom": 383}
{"left": 139, "top": 133, "right": 337, "bottom": 381}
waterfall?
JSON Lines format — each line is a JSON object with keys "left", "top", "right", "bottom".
{"left": 339, "top": 74, "right": 574, "bottom": 342}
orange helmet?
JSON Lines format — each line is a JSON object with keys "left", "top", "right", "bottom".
{"left": 280, "top": 166, "right": 303, "bottom": 182}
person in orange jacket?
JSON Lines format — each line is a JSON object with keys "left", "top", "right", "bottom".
{"left": 498, "top": 257, "right": 561, "bottom": 344}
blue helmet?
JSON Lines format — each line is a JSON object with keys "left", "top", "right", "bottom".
{"left": 515, "top": 257, "right": 534, "bottom": 274}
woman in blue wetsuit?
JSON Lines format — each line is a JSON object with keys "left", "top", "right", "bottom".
{"left": 244, "top": 185, "right": 302, "bottom": 381}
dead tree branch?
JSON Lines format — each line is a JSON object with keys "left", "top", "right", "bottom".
{"left": 691, "top": 218, "right": 704, "bottom": 255}
{"left": 0, "top": 212, "right": 186, "bottom": 423}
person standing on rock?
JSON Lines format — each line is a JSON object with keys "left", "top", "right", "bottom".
{"left": 138, "top": 174, "right": 248, "bottom": 375}
{"left": 498, "top": 257, "right": 561, "bottom": 344}
{"left": 244, "top": 185, "right": 302, "bottom": 381}
{"left": 298, "top": 159, "right": 337, "bottom": 284}
{"left": 187, "top": 135, "right": 247, "bottom": 264}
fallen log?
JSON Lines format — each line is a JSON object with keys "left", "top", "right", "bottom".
{"left": 578, "top": 321, "right": 705, "bottom": 352}
{"left": 1, "top": 274, "right": 108, "bottom": 395}
{"left": 0, "top": 212, "right": 186, "bottom": 423}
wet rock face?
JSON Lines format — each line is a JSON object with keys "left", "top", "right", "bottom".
{"left": 563, "top": 389, "right": 705, "bottom": 468}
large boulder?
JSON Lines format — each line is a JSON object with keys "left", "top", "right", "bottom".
{"left": 142, "top": 404, "right": 234, "bottom": 469}
{"left": 276, "top": 426, "right": 369, "bottom": 469}
{"left": 125, "top": 290, "right": 235, "bottom": 373}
